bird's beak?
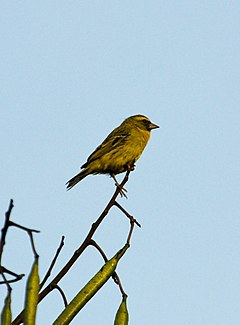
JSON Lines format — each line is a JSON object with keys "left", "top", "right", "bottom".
{"left": 149, "top": 122, "right": 160, "bottom": 130}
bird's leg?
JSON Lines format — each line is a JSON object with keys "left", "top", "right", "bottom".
{"left": 127, "top": 162, "right": 135, "bottom": 172}
{"left": 111, "top": 174, "right": 128, "bottom": 198}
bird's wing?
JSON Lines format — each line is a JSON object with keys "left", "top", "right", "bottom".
{"left": 81, "top": 127, "right": 129, "bottom": 168}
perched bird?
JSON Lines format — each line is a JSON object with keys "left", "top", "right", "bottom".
{"left": 66, "top": 114, "right": 159, "bottom": 191}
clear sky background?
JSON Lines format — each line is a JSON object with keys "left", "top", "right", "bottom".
{"left": 1, "top": 1, "right": 240, "bottom": 324}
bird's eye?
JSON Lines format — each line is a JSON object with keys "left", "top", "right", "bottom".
{"left": 143, "top": 119, "right": 150, "bottom": 126}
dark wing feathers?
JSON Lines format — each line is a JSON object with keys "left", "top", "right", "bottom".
{"left": 81, "top": 126, "right": 129, "bottom": 168}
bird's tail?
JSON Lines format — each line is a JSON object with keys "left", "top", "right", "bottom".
{"left": 66, "top": 169, "right": 89, "bottom": 190}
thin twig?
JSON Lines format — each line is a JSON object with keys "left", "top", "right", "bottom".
{"left": 0, "top": 266, "right": 24, "bottom": 285}
{"left": 111, "top": 272, "right": 127, "bottom": 297}
{"left": 127, "top": 220, "right": 135, "bottom": 246}
{"left": 0, "top": 199, "right": 14, "bottom": 264}
{"left": 52, "top": 284, "right": 68, "bottom": 307}
{"left": 88, "top": 240, "right": 108, "bottom": 263}
{"left": 114, "top": 201, "right": 141, "bottom": 227}
{"left": 0, "top": 269, "right": 11, "bottom": 290}
{"left": 8, "top": 221, "right": 40, "bottom": 233}
{"left": 0, "top": 266, "right": 24, "bottom": 278}
{"left": 28, "top": 231, "right": 39, "bottom": 258}
{"left": 0, "top": 275, "right": 24, "bottom": 285}
{"left": 0, "top": 200, "right": 40, "bottom": 290}
{"left": 0, "top": 199, "right": 14, "bottom": 289}
{"left": 40, "top": 236, "right": 65, "bottom": 290}
{"left": 7, "top": 221, "right": 40, "bottom": 257}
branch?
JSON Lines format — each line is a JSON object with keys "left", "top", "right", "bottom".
{"left": 40, "top": 236, "right": 65, "bottom": 290}
{"left": 0, "top": 200, "right": 14, "bottom": 290}
{"left": 52, "top": 284, "right": 68, "bottom": 307}
{"left": 0, "top": 267, "right": 24, "bottom": 285}
{"left": 8, "top": 221, "right": 39, "bottom": 257}
{"left": 0, "top": 200, "right": 40, "bottom": 290}
{"left": 12, "top": 170, "right": 131, "bottom": 325}
{"left": 114, "top": 201, "right": 141, "bottom": 228}
{"left": 0, "top": 199, "right": 14, "bottom": 265}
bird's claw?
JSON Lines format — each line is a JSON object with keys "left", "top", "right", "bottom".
{"left": 115, "top": 182, "right": 128, "bottom": 198}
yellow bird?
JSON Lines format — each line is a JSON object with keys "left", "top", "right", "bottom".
{"left": 66, "top": 114, "right": 159, "bottom": 191}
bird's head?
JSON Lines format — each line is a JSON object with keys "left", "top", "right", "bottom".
{"left": 126, "top": 114, "right": 159, "bottom": 132}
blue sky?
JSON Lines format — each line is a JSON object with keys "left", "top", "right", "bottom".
{"left": 1, "top": 1, "right": 240, "bottom": 324}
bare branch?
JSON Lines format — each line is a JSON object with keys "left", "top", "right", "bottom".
{"left": 52, "top": 284, "right": 68, "bottom": 307}
{"left": 5, "top": 221, "right": 40, "bottom": 257}
{"left": 126, "top": 220, "right": 135, "bottom": 246}
{"left": 0, "top": 199, "right": 40, "bottom": 292}
{"left": 0, "top": 266, "right": 24, "bottom": 285}
{"left": 114, "top": 201, "right": 141, "bottom": 227}
{"left": 8, "top": 221, "right": 40, "bottom": 234}
{"left": 40, "top": 236, "right": 65, "bottom": 290}
{"left": 12, "top": 170, "right": 132, "bottom": 325}
{"left": 0, "top": 200, "right": 14, "bottom": 289}
{"left": 0, "top": 199, "right": 14, "bottom": 265}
